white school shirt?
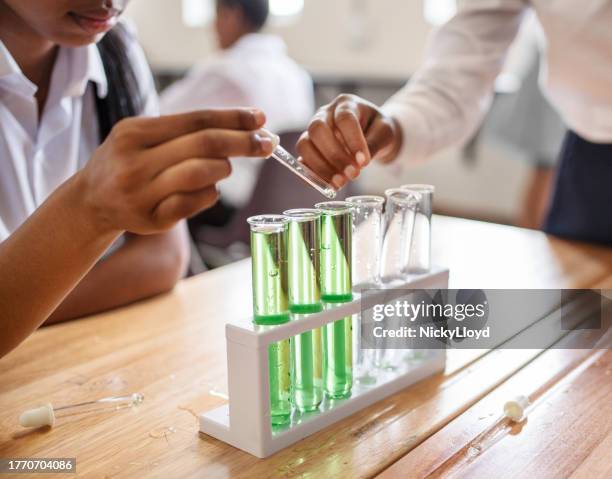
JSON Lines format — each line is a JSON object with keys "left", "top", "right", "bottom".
{"left": 0, "top": 27, "right": 158, "bottom": 241}
{"left": 382, "top": 0, "right": 612, "bottom": 164}
{"left": 160, "top": 33, "right": 315, "bottom": 207}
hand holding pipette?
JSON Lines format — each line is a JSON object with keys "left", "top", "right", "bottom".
{"left": 263, "top": 129, "right": 338, "bottom": 199}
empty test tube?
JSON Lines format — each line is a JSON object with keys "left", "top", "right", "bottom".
{"left": 248, "top": 215, "right": 291, "bottom": 426}
{"left": 401, "top": 184, "right": 434, "bottom": 273}
{"left": 347, "top": 195, "right": 384, "bottom": 290}
{"left": 377, "top": 190, "right": 419, "bottom": 370}
{"left": 284, "top": 209, "right": 324, "bottom": 412}
{"left": 266, "top": 131, "right": 337, "bottom": 199}
{"left": 316, "top": 201, "right": 353, "bottom": 399}
{"left": 380, "top": 189, "right": 420, "bottom": 283}
{"left": 347, "top": 195, "right": 384, "bottom": 385}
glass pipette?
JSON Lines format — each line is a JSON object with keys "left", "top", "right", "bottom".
{"left": 19, "top": 393, "right": 144, "bottom": 428}
{"left": 265, "top": 131, "right": 338, "bottom": 199}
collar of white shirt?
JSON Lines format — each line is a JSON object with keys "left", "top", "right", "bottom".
{"left": 0, "top": 40, "right": 108, "bottom": 100}
{"left": 229, "top": 33, "right": 288, "bottom": 56}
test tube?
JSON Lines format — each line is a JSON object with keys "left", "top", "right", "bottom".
{"left": 247, "top": 215, "right": 291, "bottom": 426}
{"left": 284, "top": 209, "right": 324, "bottom": 412}
{"left": 401, "top": 184, "right": 434, "bottom": 273}
{"left": 346, "top": 196, "right": 384, "bottom": 290}
{"left": 380, "top": 189, "right": 420, "bottom": 283}
{"left": 377, "top": 190, "right": 419, "bottom": 370}
{"left": 346, "top": 195, "right": 384, "bottom": 385}
{"left": 315, "top": 202, "right": 353, "bottom": 302}
{"left": 315, "top": 201, "right": 353, "bottom": 399}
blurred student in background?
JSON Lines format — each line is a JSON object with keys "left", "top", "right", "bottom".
{"left": 298, "top": 1, "right": 612, "bottom": 245}
{"left": 161, "top": 0, "right": 314, "bottom": 211}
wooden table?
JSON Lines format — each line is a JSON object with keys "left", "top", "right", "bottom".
{"left": 1, "top": 216, "right": 611, "bottom": 478}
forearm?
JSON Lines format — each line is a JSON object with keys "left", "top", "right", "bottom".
{"left": 47, "top": 223, "right": 190, "bottom": 323}
{"left": 382, "top": 5, "right": 525, "bottom": 163}
{"left": 0, "top": 174, "right": 121, "bottom": 357}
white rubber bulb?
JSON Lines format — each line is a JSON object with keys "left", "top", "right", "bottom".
{"left": 503, "top": 395, "right": 530, "bottom": 422}
{"left": 262, "top": 128, "right": 281, "bottom": 150}
{"left": 19, "top": 403, "right": 55, "bottom": 428}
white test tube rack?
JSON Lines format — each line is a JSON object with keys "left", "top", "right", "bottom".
{"left": 199, "top": 266, "right": 449, "bottom": 458}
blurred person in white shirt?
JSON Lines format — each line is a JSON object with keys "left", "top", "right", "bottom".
{"left": 161, "top": 0, "right": 315, "bottom": 210}
{"left": 297, "top": 0, "right": 612, "bottom": 245}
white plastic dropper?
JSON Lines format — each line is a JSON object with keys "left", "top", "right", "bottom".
{"left": 19, "top": 393, "right": 144, "bottom": 428}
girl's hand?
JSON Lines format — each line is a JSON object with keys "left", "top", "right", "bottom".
{"left": 297, "top": 94, "right": 402, "bottom": 189}
{"left": 78, "top": 108, "right": 275, "bottom": 235}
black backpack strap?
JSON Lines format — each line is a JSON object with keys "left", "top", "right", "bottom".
{"left": 94, "top": 22, "right": 145, "bottom": 142}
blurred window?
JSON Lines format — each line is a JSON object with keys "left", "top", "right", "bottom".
{"left": 181, "top": 0, "right": 304, "bottom": 27}
{"left": 270, "top": 0, "right": 304, "bottom": 17}
{"left": 182, "top": 0, "right": 214, "bottom": 27}
{"left": 424, "top": 0, "right": 456, "bottom": 26}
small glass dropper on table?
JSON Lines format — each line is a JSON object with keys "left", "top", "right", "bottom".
{"left": 19, "top": 393, "right": 144, "bottom": 428}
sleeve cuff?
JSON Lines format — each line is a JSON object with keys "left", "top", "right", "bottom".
{"left": 381, "top": 99, "right": 434, "bottom": 166}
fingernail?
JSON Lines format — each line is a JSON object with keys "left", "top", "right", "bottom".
{"left": 250, "top": 109, "right": 265, "bottom": 124}
{"left": 254, "top": 133, "right": 274, "bottom": 155}
{"left": 356, "top": 151, "right": 367, "bottom": 166}
{"left": 332, "top": 174, "right": 346, "bottom": 188}
{"left": 344, "top": 165, "right": 358, "bottom": 179}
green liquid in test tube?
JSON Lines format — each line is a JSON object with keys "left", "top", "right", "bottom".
{"left": 315, "top": 202, "right": 353, "bottom": 399}
{"left": 284, "top": 209, "right": 324, "bottom": 412}
{"left": 322, "top": 307, "right": 353, "bottom": 398}
{"left": 247, "top": 215, "right": 291, "bottom": 426}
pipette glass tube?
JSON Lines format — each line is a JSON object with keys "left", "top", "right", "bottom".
{"left": 380, "top": 189, "right": 420, "bottom": 283}
{"left": 247, "top": 215, "right": 291, "bottom": 426}
{"left": 401, "top": 184, "right": 434, "bottom": 273}
{"left": 270, "top": 144, "right": 338, "bottom": 199}
{"left": 315, "top": 201, "right": 353, "bottom": 398}
{"left": 284, "top": 209, "right": 324, "bottom": 412}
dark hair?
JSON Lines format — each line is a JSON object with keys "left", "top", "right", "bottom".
{"left": 95, "top": 23, "right": 144, "bottom": 142}
{"left": 218, "top": 0, "right": 269, "bottom": 31}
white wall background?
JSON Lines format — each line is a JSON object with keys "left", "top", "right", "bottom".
{"left": 125, "top": 0, "right": 432, "bottom": 77}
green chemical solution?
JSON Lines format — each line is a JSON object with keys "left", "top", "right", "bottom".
{"left": 317, "top": 203, "right": 353, "bottom": 302}
{"left": 322, "top": 313, "right": 353, "bottom": 398}
{"left": 286, "top": 210, "right": 323, "bottom": 313}
{"left": 268, "top": 337, "right": 292, "bottom": 425}
{"left": 248, "top": 215, "right": 291, "bottom": 425}
{"left": 249, "top": 220, "right": 289, "bottom": 323}
{"left": 284, "top": 209, "right": 324, "bottom": 412}
{"left": 291, "top": 313, "right": 323, "bottom": 412}
{"left": 316, "top": 202, "right": 354, "bottom": 399}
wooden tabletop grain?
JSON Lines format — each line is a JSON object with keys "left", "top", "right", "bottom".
{"left": 1, "top": 216, "right": 611, "bottom": 479}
